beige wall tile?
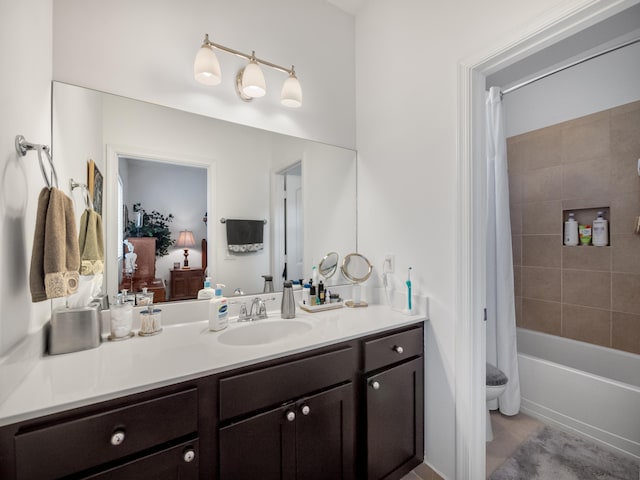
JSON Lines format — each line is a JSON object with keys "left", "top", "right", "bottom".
{"left": 512, "top": 235, "right": 522, "bottom": 267}
{"left": 610, "top": 154, "right": 640, "bottom": 194}
{"left": 507, "top": 138, "right": 527, "bottom": 174}
{"left": 509, "top": 173, "right": 524, "bottom": 205}
{"left": 510, "top": 203, "right": 522, "bottom": 235}
{"left": 610, "top": 100, "right": 640, "bottom": 158}
{"left": 523, "top": 166, "right": 562, "bottom": 203}
{"left": 562, "top": 245, "right": 611, "bottom": 271}
{"left": 514, "top": 266, "right": 522, "bottom": 298}
{"left": 522, "top": 235, "right": 561, "bottom": 268}
{"left": 521, "top": 298, "right": 561, "bottom": 335}
{"left": 612, "top": 273, "right": 640, "bottom": 315}
{"left": 515, "top": 296, "right": 522, "bottom": 327}
{"left": 562, "top": 304, "right": 611, "bottom": 347}
{"left": 562, "top": 158, "right": 611, "bottom": 201}
{"left": 562, "top": 196, "right": 610, "bottom": 212}
{"left": 522, "top": 267, "right": 561, "bottom": 302}
{"left": 610, "top": 190, "right": 640, "bottom": 235}
{"left": 561, "top": 113, "right": 610, "bottom": 164}
{"left": 612, "top": 311, "right": 640, "bottom": 355}
{"left": 562, "top": 269, "right": 611, "bottom": 309}
{"left": 522, "top": 201, "right": 562, "bottom": 235}
{"left": 612, "top": 235, "right": 640, "bottom": 274}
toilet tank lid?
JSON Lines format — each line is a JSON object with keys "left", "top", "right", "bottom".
{"left": 486, "top": 363, "right": 508, "bottom": 386}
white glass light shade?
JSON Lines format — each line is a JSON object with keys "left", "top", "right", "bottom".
{"left": 241, "top": 60, "right": 266, "bottom": 98}
{"left": 281, "top": 73, "right": 302, "bottom": 108}
{"left": 194, "top": 45, "right": 222, "bottom": 86}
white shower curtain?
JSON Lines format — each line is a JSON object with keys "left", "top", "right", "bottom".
{"left": 485, "top": 87, "right": 520, "bottom": 415}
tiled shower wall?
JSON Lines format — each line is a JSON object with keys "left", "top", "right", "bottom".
{"left": 507, "top": 100, "right": 640, "bottom": 355}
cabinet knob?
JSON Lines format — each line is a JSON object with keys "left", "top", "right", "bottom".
{"left": 301, "top": 405, "right": 311, "bottom": 415}
{"left": 110, "top": 430, "right": 125, "bottom": 446}
{"left": 183, "top": 449, "right": 196, "bottom": 463}
{"left": 370, "top": 381, "right": 380, "bottom": 390}
{"left": 393, "top": 345, "right": 404, "bottom": 354}
{"left": 286, "top": 410, "right": 296, "bottom": 422}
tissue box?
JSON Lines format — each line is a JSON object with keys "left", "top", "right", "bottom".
{"left": 48, "top": 306, "right": 101, "bottom": 355}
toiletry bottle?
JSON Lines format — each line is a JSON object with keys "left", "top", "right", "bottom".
{"left": 310, "top": 285, "right": 317, "bottom": 305}
{"left": 302, "top": 283, "right": 311, "bottom": 305}
{"left": 318, "top": 281, "right": 325, "bottom": 304}
{"left": 592, "top": 211, "right": 608, "bottom": 247}
{"left": 564, "top": 213, "right": 579, "bottom": 246}
{"left": 209, "top": 284, "right": 228, "bottom": 331}
{"left": 281, "top": 281, "right": 296, "bottom": 319}
{"left": 197, "top": 276, "right": 216, "bottom": 299}
{"left": 312, "top": 265, "right": 318, "bottom": 286}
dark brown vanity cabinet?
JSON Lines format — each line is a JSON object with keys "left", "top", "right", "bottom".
{"left": 0, "top": 380, "right": 215, "bottom": 480}
{"left": 362, "top": 326, "right": 425, "bottom": 480}
{"left": 217, "top": 345, "right": 357, "bottom": 480}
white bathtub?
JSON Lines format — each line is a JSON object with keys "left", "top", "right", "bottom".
{"left": 517, "top": 328, "right": 640, "bottom": 461}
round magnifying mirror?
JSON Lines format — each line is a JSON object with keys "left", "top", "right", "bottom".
{"left": 318, "top": 252, "right": 339, "bottom": 279}
{"left": 341, "top": 253, "right": 373, "bottom": 308}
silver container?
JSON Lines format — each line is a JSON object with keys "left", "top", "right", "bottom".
{"left": 281, "top": 281, "right": 296, "bottom": 319}
{"left": 48, "top": 305, "right": 101, "bottom": 355}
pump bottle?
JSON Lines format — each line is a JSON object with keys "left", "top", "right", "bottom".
{"left": 197, "top": 277, "right": 216, "bottom": 299}
{"left": 209, "top": 284, "right": 228, "bottom": 331}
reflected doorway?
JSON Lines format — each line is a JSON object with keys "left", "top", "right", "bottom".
{"left": 275, "top": 161, "right": 303, "bottom": 291}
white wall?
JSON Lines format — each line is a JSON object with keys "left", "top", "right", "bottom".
{"left": 53, "top": 0, "right": 356, "bottom": 149}
{"left": 354, "top": 0, "right": 572, "bottom": 477}
{"left": 503, "top": 41, "right": 640, "bottom": 136}
{"left": 0, "top": 0, "right": 52, "bottom": 401}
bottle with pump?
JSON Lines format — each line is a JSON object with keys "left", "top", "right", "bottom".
{"left": 197, "top": 277, "right": 216, "bottom": 299}
{"left": 593, "top": 211, "right": 609, "bottom": 247}
{"left": 564, "top": 213, "right": 579, "bottom": 246}
{"left": 208, "top": 284, "right": 228, "bottom": 331}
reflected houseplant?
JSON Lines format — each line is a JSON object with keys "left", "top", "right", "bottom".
{"left": 126, "top": 203, "right": 175, "bottom": 257}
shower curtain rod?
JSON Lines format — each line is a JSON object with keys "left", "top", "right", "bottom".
{"left": 501, "top": 36, "right": 640, "bottom": 96}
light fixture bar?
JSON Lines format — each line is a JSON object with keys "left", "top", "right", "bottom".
{"left": 202, "top": 36, "right": 293, "bottom": 75}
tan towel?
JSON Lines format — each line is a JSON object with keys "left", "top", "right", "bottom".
{"left": 29, "top": 187, "right": 80, "bottom": 302}
{"left": 78, "top": 208, "right": 104, "bottom": 275}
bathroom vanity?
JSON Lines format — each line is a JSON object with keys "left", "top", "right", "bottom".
{"left": 0, "top": 305, "right": 425, "bottom": 480}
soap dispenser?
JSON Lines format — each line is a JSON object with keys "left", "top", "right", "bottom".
{"left": 209, "top": 284, "right": 228, "bottom": 331}
{"left": 198, "top": 276, "right": 216, "bottom": 299}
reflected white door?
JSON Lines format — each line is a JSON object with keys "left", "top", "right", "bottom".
{"left": 285, "top": 173, "right": 304, "bottom": 282}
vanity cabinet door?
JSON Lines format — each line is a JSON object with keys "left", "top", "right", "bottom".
{"left": 218, "top": 383, "right": 355, "bottom": 480}
{"left": 365, "top": 357, "right": 424, "bottom": 480}
{"left": 295, "top": 383, "right": 355, "bottom": 480}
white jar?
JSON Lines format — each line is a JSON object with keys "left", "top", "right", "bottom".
{"left": 564, "top": 213, "right": 579, "bottom": 246}
{"left": 593, "top": 211, "right": 609, "bottom": 247}
{"left": 109, "top": 295, "right": 133, "bottom": 340}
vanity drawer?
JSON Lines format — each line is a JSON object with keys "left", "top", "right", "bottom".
{"left": 14, "top": 388, "right": 198, "bottom": 480}
{"left": 363, "top": 326, "right": 423, "bottom": 372}
{"left": 219, "top": 345, "right": 355, "bottom": 421}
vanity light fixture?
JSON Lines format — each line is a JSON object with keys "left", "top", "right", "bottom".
{"left": 194, "top": 34, "right": 302, "bottom": 108}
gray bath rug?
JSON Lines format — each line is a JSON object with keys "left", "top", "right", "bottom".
{"left": 489, "top": 426, "right": 640, "bottom": 480}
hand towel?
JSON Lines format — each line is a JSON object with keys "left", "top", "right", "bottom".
{"left": 226, "top": 219, "right": 264, "bottom": 253}
{"left": 29, "top": 187, "right": 80, "bottom": 302}
{"left": 78, "top": 208, "right": 104, "bottom": 275}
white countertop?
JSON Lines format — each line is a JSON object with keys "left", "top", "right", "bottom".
{"left": 0, "top": 304, "right": 426, "bottom": 427}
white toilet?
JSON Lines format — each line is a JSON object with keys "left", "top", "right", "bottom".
{"left": 486, "top": 362, "right": 508, "bottom": 442}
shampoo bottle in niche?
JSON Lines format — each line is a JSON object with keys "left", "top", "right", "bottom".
{"left": 593, "top": 211, "right": 609, "bottom": 247}
{"left": 197, "top": 277, "right": 216, "bottom": 299}
{"left": 564, "top": 213, "right": 579, "bottom": 246}
{"left": 209, "top": 284, "right": 228, "bottom": 331}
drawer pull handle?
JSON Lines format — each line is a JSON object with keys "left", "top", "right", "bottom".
{"left": 286, "top": 410, "right": 296, "bottom": 422}
{"left": 393, "top": 345, "right": 404, "bottom": 354}
{"left": 301, "top": 405, "right": 311, "bottom": 415}
{"left": 183, "top": 449, "right": 196, "bottom": 463}
{"left": 110, "top": 430, "right": 125, "bottom": 446}
{"left": 370, "top": 381, "right": 381, "bottom": 390}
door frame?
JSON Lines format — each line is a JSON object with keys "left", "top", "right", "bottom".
{"left": 455, "top": 0, "right": 639, "bottom": 477}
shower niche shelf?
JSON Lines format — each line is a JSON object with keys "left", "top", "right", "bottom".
{"left": 562, "top": 206, "right": 609, "bottom": 247}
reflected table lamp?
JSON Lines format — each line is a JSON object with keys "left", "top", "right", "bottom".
{"left": 177, "top": 230, "right": 196, "bottom": 269}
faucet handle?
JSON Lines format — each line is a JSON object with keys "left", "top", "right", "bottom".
{"left": 238, "top": 303, "right": 250, "bottom": 322}
{"left": 257, "top": 301, "right": 268, "bottom": 319}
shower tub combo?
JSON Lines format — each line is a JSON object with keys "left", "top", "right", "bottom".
{"left": 517, "top": 328, "right": 640, "bottom": 461}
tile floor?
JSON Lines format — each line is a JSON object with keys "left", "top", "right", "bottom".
{"left": 399, "top": 410, "right": 544, "bottom": 480}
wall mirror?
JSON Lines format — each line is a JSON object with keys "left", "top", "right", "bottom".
{"left": 52, "top": 81, "right": 357, "bottom": 303}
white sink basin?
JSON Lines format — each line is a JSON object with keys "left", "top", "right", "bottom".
{"left": 218, "top": 319, "right": 312, "bottom": 346}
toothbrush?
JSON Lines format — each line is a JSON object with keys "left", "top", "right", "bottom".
{"left": 406, "top": 267, "right": 412, "bottom": 312}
